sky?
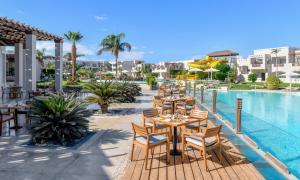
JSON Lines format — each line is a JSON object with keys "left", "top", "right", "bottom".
{"left": 1, "top": 0, "right": 300, "bottom": 63}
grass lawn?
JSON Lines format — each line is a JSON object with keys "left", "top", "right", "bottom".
{"left": 228, "top": 82, "right": 300, "bottom": 90}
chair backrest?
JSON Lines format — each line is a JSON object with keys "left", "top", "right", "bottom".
{"left": 143, "top": 108, "right": 159, "bottom": 118}
{"left": 153, "top": 99, "right": 163, "bottom": 107}
{"left": 185, "top": 99, "right": 195, "bottom": 106}
{"left": 203, "top": 126, "right": 221, "bottom": 138}
{"left": 190, "top": 110, "right": 208, "bottom": 119}
{"left": 132, "top": 123, "right": 149, "bottom": 136}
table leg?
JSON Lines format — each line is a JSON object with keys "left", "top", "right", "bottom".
{"left": 10, "top": 109, "right": 22, "bottom": 130}
{"left": 170, "top": 126, "right": 181, "bottom": 156}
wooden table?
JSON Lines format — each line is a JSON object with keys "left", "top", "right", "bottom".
{"left": 0, "top": 104, "right": 29, "bottom": 129}
{"left": 153, "top": 116, "right": 201, "bottom": 156}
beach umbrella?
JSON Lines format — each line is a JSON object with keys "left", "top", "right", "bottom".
{"left": 279, "top": 71, "right": 300, "bottom": 89}
{"left": 205, "top": 68, "right": 219, "bottom": 80}
{"left": 189, "top": 68, "right": 203, "bottom": 72}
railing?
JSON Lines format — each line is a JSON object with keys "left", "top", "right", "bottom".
{"left": 194, "top": 89, "right": 300, "bottom": 177}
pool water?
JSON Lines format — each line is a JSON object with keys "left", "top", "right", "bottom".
{"left": 202, "top": 90, "right": 300, "bottom": 178}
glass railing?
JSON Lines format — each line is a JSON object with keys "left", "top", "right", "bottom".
{"left": 195, "top": 89, "right": 300, "bottom": 178}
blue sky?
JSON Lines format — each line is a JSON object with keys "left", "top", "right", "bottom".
{"left": 1, "top": 0, "right": 300, "bottom": 63}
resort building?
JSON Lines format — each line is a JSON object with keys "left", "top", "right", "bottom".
{"left": 152, "top": 60, "right": 191, "bottom": 79}
{"left": 237, "top": 47, "right": 300, "bottom": 82}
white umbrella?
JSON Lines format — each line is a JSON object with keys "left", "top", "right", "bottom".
{"left": 279, "top": 71, "right": 300, "bottom": 89}
{"left": 204, "top": 68, "right": 219, "bottom": 80}
{"left": 122, "top": 70, "right": 129, "bottom": 73}
{"left": 189, "top": 68, "right": 203, "bottom": 72}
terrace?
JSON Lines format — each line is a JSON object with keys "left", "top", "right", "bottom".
{"left": 0, "top": 17, "right": 288, "bottom": 180}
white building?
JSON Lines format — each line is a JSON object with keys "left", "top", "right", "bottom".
{"left": 152, "top": 60, "right": 192, "bottom": 79}
{"left": 237, "top": 47, "right": 300, "bottom": 82}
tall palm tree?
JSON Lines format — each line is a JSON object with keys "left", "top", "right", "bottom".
{"left": 36, "top": 48, "right": 46, "bottom": 66}
{"left": 64, "top": 31, "right": 84, "bottom": 81}
{"left": 98, "top": 33, "right": 131, "bottom": 78}
{"left": 271, "top": 48, "right": 281, "bottom": 76}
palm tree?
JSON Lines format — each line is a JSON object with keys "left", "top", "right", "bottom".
{"left": 36, "top": 48, "right": 46, "bottom": 66}
{"left": 271, "top": 48, "right": 281, "bottom": 76}
{"left": 64, "top": 31, "right": 84, "bottom": 82}
{"left": 98, "top": 33, "right": 131, "bottom": 78}
{"left": 63, "top": 53, "right": 85, "bottom": 61}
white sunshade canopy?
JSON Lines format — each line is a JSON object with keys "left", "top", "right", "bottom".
{"left": 189, "top": 68, "right": 203, "bottom": 72}
{"left": 204, "top": 68, "right": 219, "bottom": 72}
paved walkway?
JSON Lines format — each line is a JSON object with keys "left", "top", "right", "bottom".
{"left": 0, "top": 90, "right": 154, "bottom": 180}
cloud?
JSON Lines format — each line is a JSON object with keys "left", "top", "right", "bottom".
{"left": 191, "top": 54, "right": 205, "bottom": 60}
{"left": 119, "top": 51, "right": 145, "bottom": 60}
{"left": 95, "top": 16, "right": 108, "bottom": 21}
{"left": 36, "top": 41, "right": 96, "bottom": 56}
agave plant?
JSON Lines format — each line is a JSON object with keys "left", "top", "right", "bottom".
{"left": 30, "top": 93, "right": 90, "bottom": 145}
{"left": 84, "top": 81, "right": 117, "bottom": 113}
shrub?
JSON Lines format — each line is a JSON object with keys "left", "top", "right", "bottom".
{"left": 85, "top": 81, "right": 118, "bottom": 113}
{"left": 30, "top": 94, "right": 91, "bottom": 145}
{"left": 266, "top": 75, "right": 281, "bottom": 90}
{"left": 248, "top": 73, "right": 257, "bottom": 82}
{"left": 113, "top": 81, "right": 142, "bottom": 103}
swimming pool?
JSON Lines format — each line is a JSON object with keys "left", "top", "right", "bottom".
{"left": 202, "top": 90, "right": 300, "bottom": 178}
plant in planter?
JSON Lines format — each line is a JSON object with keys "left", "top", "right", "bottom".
{"left": 84, "top": 81, "right": 117, "bottom": 113}
{"left": 112, "top": 81, "right": 142, "bottom": 103}
{"left": 266, "top": 75, "right": 281, "bottom": 90}
{"left": 146, "top": 75, "right": 158, "bottom": 90}
{"left": 30, "top": 93, "right": 90, "bottom": 146}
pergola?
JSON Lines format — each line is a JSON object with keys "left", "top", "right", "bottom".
{"left": 0, "top": 16, "right": 63, "bottom": 92}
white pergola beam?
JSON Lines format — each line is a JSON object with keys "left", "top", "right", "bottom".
{"left": 14, "top": 42, "right": 24, "bottom": 86}
{"left": 55, "top": 40, "right": 63, "bottom": 92}
{"left": 25, "top": 33, "right": 37, "bottom": 91}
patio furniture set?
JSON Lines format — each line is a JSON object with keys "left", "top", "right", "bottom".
{"left": 131, "top": 83, "right": 223, "bottom": 171}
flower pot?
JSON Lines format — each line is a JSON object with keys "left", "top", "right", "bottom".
{"left": 100, "top": 104, "right": 109, "bottom": 114}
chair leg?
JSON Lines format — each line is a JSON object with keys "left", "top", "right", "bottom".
{"left": 204, "top": 151, "right": 208, "bottom": 171}
{"left": 219, "top": 144, "right": 223, "bottom": 165}
{"left": 144, "top": 148, "right": 149, "bottom": 170}
{"left": 130, "top": 143, "right": 135, "bottom": 161}
{"left": 166, "top": 142, "right": 170, "bottom": 163}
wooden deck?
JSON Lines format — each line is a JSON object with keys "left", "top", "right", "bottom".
{"left": 122, "top": 121, "right": 265, "bottom": 180}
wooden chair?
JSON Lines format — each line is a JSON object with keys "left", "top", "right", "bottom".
{"left": 153, "top": 99, "right": 172, "bottom": 115}
{"left": 0, "top": 108, "right": 17, "bottom": 136}
{"left": 131, "top": 123, "right": 170, "bottom": 169}
{"left": 181, "top": 126, "right": 222, "bottom": 171}
{"left": 185, "top": 110, "right": 208, "bottom": 132}
{"left": 176, "top": 99, "right": 195, "bottom": 115}
{"left": 142, "top": 109, "right": 172, "bottom": 139}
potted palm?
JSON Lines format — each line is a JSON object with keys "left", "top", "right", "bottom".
{"left": 30, "top": 93, "right": 90, "bottom": 145}
{"left": 84, "top": 81, "right": 117, "bottom": 113}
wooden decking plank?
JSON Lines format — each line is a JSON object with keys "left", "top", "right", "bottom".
{"left": 158, "top": 144, "right": 168, "bottom": 180}
{"left": 149, "top": 146, "right": 161, "bottom": 180}
{"left": 167, "top": 151, "right": 176, "bottom": 180}
{"left": 212, "top": 149, "right": 240, "bottom": 180}
{"left": 122, "top": 147, "right": 142, "bottom": 180}
{"left": 174, "top": 154, "right": 186, "bottom": 179}
{"left": 186, "top": 148, "right": 204, "bottom": 180}
{"left": 181, "top": 148, "right": 195, "bottom": 180}
{"left": 221, "top": 138, "right": 250, "bottom": 180}
{"left": 225, "top": 140, "right": 263, "bottom": 180}
{"left": 192, "top": 148, "right": 213, "bottom": 180}
{"left": 210, "top": 149, "right": 231, "bottom": 180}
{"left": 131, "top": 147, "right": 147, "bottom": 180}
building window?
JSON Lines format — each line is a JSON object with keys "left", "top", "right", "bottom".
{"left": 271, "top": 56, "right": 286, "bottom": 64}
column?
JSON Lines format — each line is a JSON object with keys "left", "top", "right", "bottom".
{"left": 25, "top": 33, "right": 37, "bottom": 91}
{"left": 15, "top": 42, "right": 24, "bottom": 86}
{"left": 0, "top": 47, "right": 6, "bottom": 88}
{"left": 55, "top": 40, "right": 63, "bottom": 92}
